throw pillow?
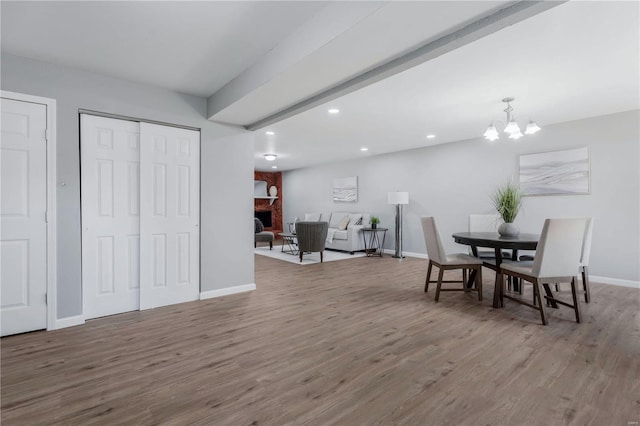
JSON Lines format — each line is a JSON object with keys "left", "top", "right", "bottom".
{"left": 304, "top": 213, "right": 321, "bottom": 221}
{"left": 254, "top": 217, "right": 264, "bottom": 233}
{"left": 337, "top": 216, "right": 350, "bottom": 230}
{"left": 329, "top": 212, "right": 348, "bottom": 228}
{"left": 348, "top": 213, "right": 362, "bottom": 226}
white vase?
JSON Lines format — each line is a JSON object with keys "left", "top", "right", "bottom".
{"left": 498, "top": 222, "right": 519, "bottom": 237}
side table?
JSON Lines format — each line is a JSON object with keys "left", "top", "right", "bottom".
{"left": 361, "top": 227, "right": 388, "bottom": 257}
{"left": 278, "top": 232, "right": 299, "bottom": 255}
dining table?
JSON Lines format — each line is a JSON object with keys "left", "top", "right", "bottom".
{"left": 451, "top": 232, "right": 541, "bottom": 308}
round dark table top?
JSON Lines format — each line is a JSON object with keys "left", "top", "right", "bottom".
{"left": 452, "top": 232, "right": 539, "bottom": 250}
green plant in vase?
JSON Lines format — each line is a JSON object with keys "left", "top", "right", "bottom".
{"left": 491, "top": 180, "right": 523, "bottom": 237}
{"left": 370, "top": 216, "right": 380, "bottom": 229}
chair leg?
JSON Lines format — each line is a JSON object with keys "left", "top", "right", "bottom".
{"left": 533, "top": 280, "right": 548, "bottom": 325}
{"left": 571, "top": 276, "right": 581, "bottom": 323}
{"left": 269, "top": 241, "right": 273, "bottom": 250}
{"left": 320, "top": 251, "right": 324, "bottom": 263}
{"left": 424, "top": 260, "right": 433, "bottom": 293}
{"left": 434, "top": 268, "right": 444, "bottom": 302}
{"left": 463, "top": 269, "right": 468, "bottom": 289}
{"left": 476, "top": 266, "right": 483, "bottom": 301}
{"left": 582, "top": 266, "right": 591, "bottom": 303}
{"left": 254, "top": 241, "right": 257, "bottom": 248}
{"left": 500, "top": 273, "right": 506, "bottom": 308}
{"left": 299, "top": 251, "right": 303, "bottom": 263}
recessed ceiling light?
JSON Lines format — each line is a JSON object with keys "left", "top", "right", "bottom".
{"left": 328, "top": 108, "right": 340, "bottom": 114}
{"left": 265, "top": 131, "right": 275, "bottom": 136}
{"left": 426, "top": 134, "right": 436, "bottom": 139}
{"left": 264, "top": 154, "right": 277, "bottom": 161}
{"left": 360, "top": 147, "right": 368, "bottom": 151}
{"left": 272, "top": 165, "right": 277, "bottom": 169}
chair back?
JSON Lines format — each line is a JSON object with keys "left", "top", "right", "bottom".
{"left": 532, "top": 218, "right": 587, "bottom": 277}
{"left": 421, "top": 217, "right": 446, "bottom": 263}
{"left": 295, "top": 221, "right": 329, "bottom": 252}
{"left": 580, "top": 217, "right": 594, "bottom": 266}
{"left": 469, "top": 214, "right": 500, "bottom": 232}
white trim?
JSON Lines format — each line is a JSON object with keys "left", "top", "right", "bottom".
{"left": 200, "top": 284, "right": 256, "bottom": 300}
{"left": 54, "top": 315, "right": 85, "bottom": 330}
{"left": 590, "top": 275, "right": 640, "bottom": 289}
{"left": 382, "top": 249, "right": 427, "bottom": 259}
{"left": 1, "top": 91, "right": 58, "bottom": 331}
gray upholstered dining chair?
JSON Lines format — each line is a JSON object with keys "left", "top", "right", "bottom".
{"left": 499, "top": 218, "right": 587, "bottom": 325}
{"left": 421, "top": 217, "right": 483, "bottom": 302}
{"left": 295, "top": 221, "right": 329, "bottom": 263}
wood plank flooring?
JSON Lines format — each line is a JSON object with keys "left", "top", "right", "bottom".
{"left": 2, "top": 255, "right": 639, "bottom": 425}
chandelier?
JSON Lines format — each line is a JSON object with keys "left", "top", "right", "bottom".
{"left": 483, "top": 97, "right": 541, "bottom": 141}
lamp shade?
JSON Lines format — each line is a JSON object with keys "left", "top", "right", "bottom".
{"left": 388, "top": 191, "right": 409, "bottom": 205}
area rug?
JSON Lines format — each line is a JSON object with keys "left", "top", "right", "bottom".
{"left": 255, "top": 245, "right": 366, "bottom": 265}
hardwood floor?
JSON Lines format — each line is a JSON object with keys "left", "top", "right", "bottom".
{"left": 2, "top": 255, "right": 639, "bottom": 425}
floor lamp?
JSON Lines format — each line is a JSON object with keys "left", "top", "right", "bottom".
{"left": 388, "top": 191, "right": 409, "bottom": 258}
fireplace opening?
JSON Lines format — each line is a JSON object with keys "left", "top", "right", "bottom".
{"left": 255, "top": 210, "right": 272, "bottom": 228}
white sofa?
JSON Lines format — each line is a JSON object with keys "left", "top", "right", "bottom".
{"left": 303, "top": 212, "right": 370, "bottom": 254}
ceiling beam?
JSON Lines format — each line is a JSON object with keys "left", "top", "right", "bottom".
{"left": 244, "top": 0, "right": 566, "bottom": 131}
{"left": 206, "top": 2, "right": 388, "bottom": 122}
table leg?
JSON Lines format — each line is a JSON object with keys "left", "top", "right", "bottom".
{"left": 466, "top": 269, "right": 477, "bottom": 289}
{"left": 492, "top": 248, "right": 503, "bottom": 308}
{"left": 511, "top": 249, "right": 520, "bottom": 293}
{"left": 493, "top": 272, "right": 502, "bottom": 308}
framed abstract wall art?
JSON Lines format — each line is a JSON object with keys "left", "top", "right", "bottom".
{"left": 332, "top": 176, "right": 358, "bottom": 202}
{"left": 519, "top": 147, "right": 590, "bottom": 196}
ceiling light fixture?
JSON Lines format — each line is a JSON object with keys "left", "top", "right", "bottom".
{"left": 264, "top": 154, "right": 277, "bottom": 161}
{"left": 265, "top": 131, "right": 275, "bottom": 136}
{"left": 328, "top": 108, "right": 340, "bottom": 114}
{"left": 426, "top": 134, "right": 436, "bottom": 139}
{"left": 483, "top": 97, "right": 540, "bottom": 141}
{"left": 360, "top": 147, "right": 368, "bottom": 151}
{"left": 272, "top": 166, "right": 278, "bottom": 169}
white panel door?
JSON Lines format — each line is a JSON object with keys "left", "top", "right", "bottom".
{"left": 140, "top": 122, "right": 199, "bottom": 309}
{"left": 0, "top": 98, "right": 48, "bottom": 335}
{"left": 81, "top": 115, "right": 140, "bottom": 319}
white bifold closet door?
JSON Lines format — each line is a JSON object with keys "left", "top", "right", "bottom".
{"left": 81, "top": 115, "right": 199, "bottom": 319}
{"left": 139, "top": 122, "right": 199, "bottom": 309}
{"left": 81, "top": 115, "right": 142, "bottom": 319}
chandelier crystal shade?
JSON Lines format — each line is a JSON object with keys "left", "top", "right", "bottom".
{"left": 483, "top": 97, "right": 540, "bottom": 141}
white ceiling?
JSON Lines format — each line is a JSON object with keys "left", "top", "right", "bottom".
{"left": 1, "top": 1, "right": 638, "bottom": 172}
{"left": 0, "top": 1, "right": 328, "bottom": 97}
{"left": 253, "top": 0, "right": 640, "bottom": 171}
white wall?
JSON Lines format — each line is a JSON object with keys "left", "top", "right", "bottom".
{"left": 1, "top": 53, "right": 255, "bottom": 319}
{"left": 283, "top": 110, "right": 640, "bottom": 282}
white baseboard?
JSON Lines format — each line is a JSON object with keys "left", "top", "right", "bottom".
{"left": 200, "top": 283, "right": 256, "bottom": 300}
{"left": 52, "top": 315, "right": 85, "bottom": 330}
{"left": 382, "top": 249, "right": 427, "bottom": 259}
{"left": 590, "top": 275, "right": 640, "bottom": 289}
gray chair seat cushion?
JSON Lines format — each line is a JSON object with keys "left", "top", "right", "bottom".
{"left": 255, "top": 231, "right": 274, "bottom": 242}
